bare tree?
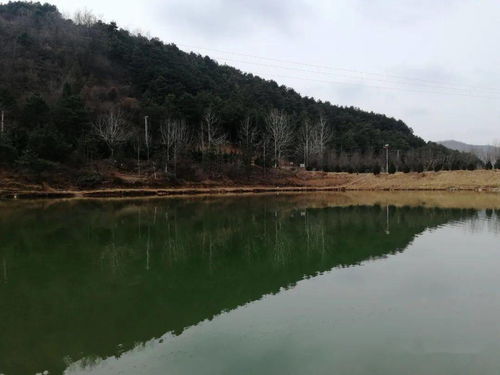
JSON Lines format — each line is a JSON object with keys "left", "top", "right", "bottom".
{"left": 93, "top": 110, "right": 129, "bottom": 158}
{"left": 491, "top": 140, "right": 500, "bottom": 169}
{"left": 258, "top": 135, "right": 271, "bottom": 170}
{"left": 204, "top": 107, "right": 217, "bottom": 149}
{"left": 201, "top": 108, "right": 226, "bottom": 151}
{"left": 144, "top": 116, "right": 151, "bottom": 161}
{"left": 265, "top": 109, "right": 293, "bottom": 168}
{"left": 298, "top": 118, "right": 314, "bottom": 169}
{"left": 238, "top": 116, "right": 258, "bottom": 166}
{"left": 312, "top": 115, "right": 332, "bottom": 168}
{"left": 160, "top": 118, "right": 189, "bottom": 175}
{"left": 73, "top": 8, "right": 97, "bottom": 28}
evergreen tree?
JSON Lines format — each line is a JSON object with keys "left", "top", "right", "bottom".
{"left": 388, "top": 163, "right": 396, "bottom": 174}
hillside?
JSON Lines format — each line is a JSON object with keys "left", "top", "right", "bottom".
{"left": 438, "top": 140, "right": 500, "bottom": 162}
{"left": 0, "top": 1, "right": 481, "bottom": 186}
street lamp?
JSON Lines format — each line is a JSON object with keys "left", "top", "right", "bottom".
{"left": 384, "top": 144, "right": 389, "bottom": 173}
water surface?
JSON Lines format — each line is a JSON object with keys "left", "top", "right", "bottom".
{"left": 1, "top": 194, "right": 500, "bottom": 374}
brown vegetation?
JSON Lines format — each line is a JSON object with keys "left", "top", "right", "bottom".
{"left": 1, "top": 168, "right": 500, "bottom": 200}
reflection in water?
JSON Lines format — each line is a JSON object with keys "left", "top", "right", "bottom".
{"left": 0, "top": 196, "right": 495, "bottom": 375}
{"left": 2, "top": 256, "right": 6, "bottom": 284}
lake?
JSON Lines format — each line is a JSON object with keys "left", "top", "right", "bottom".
{"left": 1, "top": 193, "right": 500, "bottom": 375}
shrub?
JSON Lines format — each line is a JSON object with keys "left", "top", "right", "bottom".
{"left": 0, "top": 136, "right": 17, "bottom": 164}
{"left": 15, "top": 149, "right": 58, "bottom": 174}
{"left": 372, "top": 164, "right": 381, "bottom": 175}
{"left": 388, "top": 163, "right": 396, "bottom": 174}
{"left": 76, "top": 172, "right": 104, "bottom": 188}
{"left": 27, "top": 125, "right": 71, "bottom": 161}
{"left": 254, "top": 156, "right": 273, "bottom": 169}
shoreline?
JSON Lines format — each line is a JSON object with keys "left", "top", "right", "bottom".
{"left": 1, "top": 185, "right": 499, "bottom": 201}
{"left": 2, "top": 170, "right": 500, "bottom": 200}
{"left": 3, "top": 190, "right": 500, "bottom": 211}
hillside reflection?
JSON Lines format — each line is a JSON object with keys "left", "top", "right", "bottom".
{"left": 0, "top": 196, "right": 479, "bottom": 375}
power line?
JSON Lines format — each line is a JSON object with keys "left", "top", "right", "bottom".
{"left": 268, "top": 73, "right": 500, "bottom": 100}
{"left": 209, "top": 57, "right": 500, "bottom": 100}
{"left": 210, "top": 55, "right": 500, "bottom": 99}
{"left": 177, "top": 43, "right": 500, "bottom": 95}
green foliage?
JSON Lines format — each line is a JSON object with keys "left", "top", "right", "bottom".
{"left": 52, "top": 93, "right": 89, "bottom": 145}
{"left": 0, "top": 2, "right": 424, "bottom": 150}
{"left": 0, "top": 2, "right": 484, "bottom": 177}
{"left": 15, "top": 149, "right": 59, "bottom": 173}
{"left": 388, "top": 163, "right": 396, "bottom": 174}
{"left": 76, "top": 172, "right": 104, "bottom": 188}
{"left": 0, "top": 88, "right": 16, "bottom": 110}
{"left": 0, "top": 134, "right": 17, "bottom": 164}
{"left": 27, "top": 124, "right": 71, "bottom": 161}
{"left": 20, "top": 94, "right": 50, "bottom": 130}
{"left": 485, "top": 161, "right": 493, "bottom": 170}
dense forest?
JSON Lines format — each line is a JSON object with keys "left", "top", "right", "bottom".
{"left": 0, "top": 2, "right": 483, "bottom": 186}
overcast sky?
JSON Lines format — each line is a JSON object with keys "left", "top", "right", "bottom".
{"left": 43, "top": 0, "right": 500, "bottom": 144}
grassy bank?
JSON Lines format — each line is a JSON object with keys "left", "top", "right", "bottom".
{"left": 1, "top": 170, "right": 500, "bottom": 199}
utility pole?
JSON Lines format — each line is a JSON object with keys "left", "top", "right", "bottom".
{"left": 1, "top": 110, "right": 4, "bottom": 135}
{"left": 144, "top": 115, "right": 149, "bottom": 161}
{"left": 384, "top": 144, "right": 390, "bottom": 173}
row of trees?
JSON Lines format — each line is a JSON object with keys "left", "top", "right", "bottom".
{"left": 89, "top": 107, "right": 327, "bottom": 175}
{"left": 86, "top": 105, "right": 484, "bottom": 177}
{"left": 0, "top": 87, "right": 485, "bottom": 180}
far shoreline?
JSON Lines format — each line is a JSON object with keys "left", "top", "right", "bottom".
{"left": 2, "top": 169, "right": 500, "bottom": 200}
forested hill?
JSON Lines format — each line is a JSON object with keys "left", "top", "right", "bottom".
{"left": 0, "top": 2, "right": 480, "bottom": 182}
{"left": 0, "top": 1, "right": 422, "bottom": 149}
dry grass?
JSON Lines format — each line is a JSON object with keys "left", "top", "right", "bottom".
{"left": 288, "top": 170, "right": 500, "bottom": 191}
{"left": 2, "top": 169, "right": 500, "bottom": 200}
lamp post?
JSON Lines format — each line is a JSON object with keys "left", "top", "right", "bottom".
{"left": 384, "top": 144, "right": 390, "bottom": 173}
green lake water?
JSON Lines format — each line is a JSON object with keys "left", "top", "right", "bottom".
{"left": 1, "top": 195, "right": 500, "bottom": 374}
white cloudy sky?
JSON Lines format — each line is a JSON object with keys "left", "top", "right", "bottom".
{"left": 45, "top": 0, "right": 500, "bottom": 144}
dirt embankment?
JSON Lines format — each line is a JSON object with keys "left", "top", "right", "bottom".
{"left": 1, "top": 169, "right": 500, "bottom": 199}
